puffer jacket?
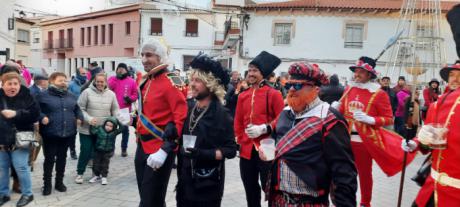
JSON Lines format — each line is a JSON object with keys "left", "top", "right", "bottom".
{"left": 37, "top": 86, "right": 83, "bottom": 138}
{"left": 0, "top": 85, "right": 40, "bottom": 146}
{"left": 77, "top": 82, "right": 119, "bottom": 135}
{"left": 91, "top": 117, "right": 123, "bottom": 152}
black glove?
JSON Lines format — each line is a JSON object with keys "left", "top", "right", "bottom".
{"left": 123, "top": 96, "right": 134, "bottom": 105}
{"left": 162, "top": 122, "right": 178, "bottom": 141}
{"left": 185, "top": 148, "right": 215, "bottom": 160}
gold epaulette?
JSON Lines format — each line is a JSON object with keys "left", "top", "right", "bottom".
{"left": 166, "top": 73, "right": 185, "bottom": 89}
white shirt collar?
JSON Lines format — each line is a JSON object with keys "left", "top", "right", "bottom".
{"left": 283, "top": 101, "right": 330, "bottom": 119}
{"left": 349, "top": 81, "right": 381, "bottom": 93}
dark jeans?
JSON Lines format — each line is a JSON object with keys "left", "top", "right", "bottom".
{"left": 93, "top": 150, "right": 113, "bottom": 177}
{"left": 121, "top": 126, "right": 129, "bottom": 151}
{"left": 42, "top": 136, "right": 71, "bottom": 184}
{"left": 135, "top": 142, "right": 175, "bottom": 207}
{"left": 176, "top": 198, "right": 221, "bottom": 207}
{"left": 239, "top": 147, "right": 272, "bottom": 207}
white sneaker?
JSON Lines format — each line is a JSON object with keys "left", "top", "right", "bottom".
{"left": 89, "top": 176, "right": 101, "bottom": 183}
{"left": 101, "top": 177, "right": 108, "bottom": 185}
{"left": 75, "top": 175, "right": 84, "bottom": 184}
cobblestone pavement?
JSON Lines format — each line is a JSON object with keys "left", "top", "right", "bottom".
{"left": 3, "top": 128, "right": 426, "bottom": 207}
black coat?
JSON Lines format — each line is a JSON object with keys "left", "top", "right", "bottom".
{"left": 37, "top": 87, "right": 83, "bottom": 138}
{"left": 319, "top": 75, "right": 344, "bottom": 104}
{"left": 382, "top": 86, "right": 398, "bottom": 114}
{"left": 0, "top": 86, "right": 40, "bottom": 146}
{"left": 177, "top": 98, "right": 237, "bottom": 202}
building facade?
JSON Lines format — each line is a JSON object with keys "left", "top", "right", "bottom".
{"left": 15, "top": 18, "right": 35, "bottom": 66}
{"left": 0, "top": 0, "right": 15, "bottom": 63}
{"left": 235, "top": 0, "right": 458, "bottom": 83}
{"left": 41, "top": 4, "right": 141, "bottom": 76}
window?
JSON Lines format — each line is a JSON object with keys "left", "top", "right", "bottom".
{"left": 100, "top": 61, "right": 105, "bottom": 70}
{"left": 17, "top": 29, "right": 30, "bottom": 43}
{"left": 344, "top": 24, "right": 364, "bottom": 48}
{"left": 80, "top": 58, "right": 84, "bottom": 67}
{"left": 67, "top": 28, "right": 73, "bottom": 48}
{"left": 74, "top": 58, "right": 77, "bottom": 69}
{"left": 33, "top": 32, "right": 40, "bottom": 43}
{"left": 151, "top": 18, "right": 162, "bottom": 36}
{"left": 111, "top": 61, "right": 116, "bottom": 71}
{"left": 87, "top": 27, "right": 91, "bottom": 45}
{"left": 108, "top": 24, "right": 113, "bottom": 44}
{"left": 185, "top": 19, "right": 198, "bottom": 37}
{"left": 101, "top": 25, "right": 106, "bottom": 44}
{"left": 183, "top": 55, "right": 195, "bottom": 70}
{"left": 125, "top": 21, "right": 131, "bottom": 35}
{"left": 47, "top": 31, "right": 53, "bottom": 49}
{"left": 274, "top": 23, "right": 292, "bottom": 45}
{"left": 94, "top": 26, "right": 98, "bottom": 45}
{"left": 80, "top": 28, "right": 84, "bottom": 46}
{"left": 59, "top": 29, "right": 65, "bottom": 48}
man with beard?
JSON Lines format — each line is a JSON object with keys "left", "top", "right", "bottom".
{"left": 176, "top": 53, "right": 237, "bottom": 207}
{"left": 135, "top": 39, "right": 187, "bottom": 207}
{"left": 234, "top": 51, "right": 285, "bottom": 207}
{"left": 332, "top": 56, "right": 408, "bottom": 207}
{"left": 260, "top": 62, "right": 357, "bottom": 207}
{"left": 108, "top": 63, "right": 138, "bottom": 157}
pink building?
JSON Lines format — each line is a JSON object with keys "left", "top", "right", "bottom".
{"left": 41, "top": 4, "right": 141, "bottom": 77}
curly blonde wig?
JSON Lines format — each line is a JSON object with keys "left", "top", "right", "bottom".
{"left": 189, "top": 69, "right": 226, "bottom": 104}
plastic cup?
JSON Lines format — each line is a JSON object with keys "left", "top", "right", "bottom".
{"left": 183, "top": 135, "right": 197, "bottom": 151}
{"left": 260, "top": 138, "right": 276, "bottom": 161}
{"left": 427, "top": 123, "right": 448, "bottom": 150}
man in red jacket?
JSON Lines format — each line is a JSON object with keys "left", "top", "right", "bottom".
{"left": 234, "top": 51, "right": 285, "bottom": 207}
{"left": 135, "top": 39, "right": 187, "bottom": 207}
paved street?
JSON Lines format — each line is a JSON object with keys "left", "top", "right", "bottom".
{"left": 3, "top": 128, "right": 426, "bottom": 207}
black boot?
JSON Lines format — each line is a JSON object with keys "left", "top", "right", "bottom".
{"left": 121, "top": 149, "right": 127, "bottom": 157}
{"left": 16, "top": 195, "right": 33, "bottom": 207}
{"left": 42, "top": 180, "right": 52, "bottom": 196}
{"left": 0, "top": 195, "right": 10, "bottom": 206}
{"left": 55, "top": 179, "right": 67, "bottom": 192}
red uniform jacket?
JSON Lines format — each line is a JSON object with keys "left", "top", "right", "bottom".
{"left": 416, "top": 89, "right": 460, "bottom": 207}
{"left": 136, "top": 72, "right": 187, "bottom": 154}
{"left": 234, "top": 84, "right": 284, "bottom": 159}
{"left": 340, "top": 86, "right": 415, "bottom": 176}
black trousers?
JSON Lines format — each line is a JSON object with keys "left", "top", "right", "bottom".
{"left": 93, "top": 150, "right": 113, "bottom": 177}
{"left": 176, "top": 198, "right": 221, "bottom": 207}
{"left": 42, "top": 136, "right": 71, "bottom": 184}
{"left": 68, "top": 134, "right": 77, "bottom": 153}
{"left": 134, "top": 142, "right": 175, "bottom": 207}
{"left": 240, "top": 147, "right": 272, "bottom": 207}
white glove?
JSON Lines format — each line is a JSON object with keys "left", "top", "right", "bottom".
{"left": 245, "top": 124, "right": 267, "bottom": 139}
{"left": 353, "top": 111, "right": 376, "bottom": 125}
{"left": 417, "top": 125, "right": 435, "bottom": 145}
{"left": 331, "top": 101, "right": 341, "bottom": 110}
{"left": 401, "top": 140, "right": 418, "bottom": 152}
{"left": 146, "top": 149, "right": 168, "bottom": 170}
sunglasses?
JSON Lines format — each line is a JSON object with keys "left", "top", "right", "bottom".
{"left": 284, "top": 82, "right": 314, "bottom": 91}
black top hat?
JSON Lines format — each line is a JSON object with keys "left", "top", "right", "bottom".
{"left": 190, "top": 52, "right": 230, "bottom": 86}
{"left": 249, "top": 51, "right": 281, "bottom": 78}
{"left": 349, "top": 56, "right": 378, "bottom": 79}
{"left": 447, "top": 4, "right": 460, "bottom": 59}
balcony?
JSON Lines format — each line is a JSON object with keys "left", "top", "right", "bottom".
{"left": 44, "top": 39, "right": 74, "bottom": 51}
{"left": 223, "top": 20, "right": 240, "bottom": 49}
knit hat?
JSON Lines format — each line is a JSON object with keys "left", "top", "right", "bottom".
{"left": 249, "top": 51, "right": 281, "bottom": 78}
{"left": 349, "top": 56, "right": 378, "bottom": 79}
{"left": 288, "top": 62, "right": 329, "bottom": 86}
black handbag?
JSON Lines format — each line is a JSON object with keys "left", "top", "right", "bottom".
{"left": 192, "top": 162, "right": 222, "bottom": 190}
{"left": 411, "top": 154, "right": 432, "bottom": 186}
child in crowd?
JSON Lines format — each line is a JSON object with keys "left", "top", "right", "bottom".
{"left": 89, "top": 117, "right": 123, "bottom": 185}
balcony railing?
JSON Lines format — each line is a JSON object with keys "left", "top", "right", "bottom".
{"left": 44, "top": 39, "right": 74, "bottom": 50}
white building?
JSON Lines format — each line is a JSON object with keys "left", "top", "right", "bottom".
{"left": 0, "top": 0, "right": 16, "bottom": 63}
{"left": 235, "top": 0, "right": 459, "bottom": 83}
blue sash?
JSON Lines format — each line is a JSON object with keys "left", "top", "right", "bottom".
{"left": 137, "top": 84, "right": 164, "bottom": 140}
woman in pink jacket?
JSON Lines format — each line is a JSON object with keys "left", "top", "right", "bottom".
{"left": 107, "top": 63, "right": 138, "bottom": 157}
